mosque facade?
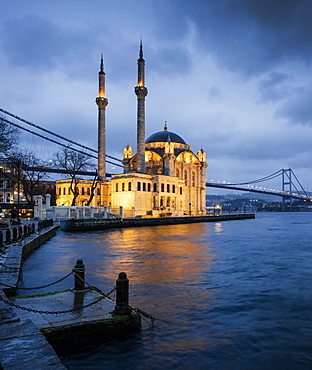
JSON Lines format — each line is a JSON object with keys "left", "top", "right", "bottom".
{"left": 56, "top": 42, "right": 207, "bottom": 217}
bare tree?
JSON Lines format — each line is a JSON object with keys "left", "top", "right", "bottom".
{"left": 0, "top": 116, "right": 19, "bottom": 156}
{"left": 53, "top": 146, "right": 94, "bottom": 206}
{"left": 85, "top": 172, "right": 99, "bottom": 206}
{"left": 6, "top": 149, "right": 50, "bottom": 204}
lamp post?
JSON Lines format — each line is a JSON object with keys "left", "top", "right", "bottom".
{"left": 17, "top": 161, "right": 21, "bottom": 224}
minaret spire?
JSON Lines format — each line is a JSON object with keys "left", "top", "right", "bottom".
{"left": 134, "top": 40, "right": 148, "bottom": 173}
{"left": 100, "top": 53, "right": 104, "bottom": 73}
{"left": 96, "top": 54, "right": 108, "bottom": 181}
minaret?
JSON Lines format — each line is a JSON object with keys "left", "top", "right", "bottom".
{"left": 134, "top": 40, "right": 148, "bottom": 173}
{"left": 95, "top": 55, "right": 108, "bottom": 181}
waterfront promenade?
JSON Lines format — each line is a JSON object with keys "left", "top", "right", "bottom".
{"left": 0, "top": 219, "right": 66, "bottom": 369}
{"left": 0, "top": 219, "right": 140, "bottom": 369}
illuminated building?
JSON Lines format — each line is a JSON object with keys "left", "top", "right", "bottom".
{"left": 56, "top": 42, "right": 207, "bottom": 217}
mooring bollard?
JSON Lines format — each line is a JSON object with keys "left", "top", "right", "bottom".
{"left": 6, "top": 229, "right": 10, "bottom": 243}
{"left": 18, "top": 226, "right": 23, "bottom": 239}
{"left": 113, "top": 272, "right": 131, "bottom": 315}
{"left": 73, "top": 259, "right": 85, "bottom": 290}
{"left": 12, "top": 227, "right": 17, "bottom": 242}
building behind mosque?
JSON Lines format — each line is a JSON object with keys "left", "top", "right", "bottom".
{"left": 56, "top": 43, "right": 207, "bottom": 218}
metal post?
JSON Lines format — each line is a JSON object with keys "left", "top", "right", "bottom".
{"left": 73, "top": 259, "right": 85, "bottom": 290}
{"left": 113, "top": 272, "right": 131, "bottom": 315}
{"left": 17, "top": 162, "right": 21, "bottom": 225}
{"left": 6, "top": 229, "right": 10, "bottom": 243}
{"left": 12, "top": 227, "right": 17, "bottom": 242}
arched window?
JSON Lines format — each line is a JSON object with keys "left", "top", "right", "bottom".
{"left": 143, "top": 182, "right": 146, "bottom": 191}
{"left": 87, "top": 187, "right": 91, "bottom": 195}
{"left": 167, "top": 184, "right": 170, "bottom": 193}
{"left": 148, "top": 183, "right": 151, "bottom": 192}
{"left": 176, "top": 168, "right": 179, "bottom": 178}
{"left": 137, "top": 182, "right": 141, "bottom": 191}
{"left": 180, "top": 187, "right": 182, "bottom": 195}
{"left": 122, "top": 183, "right": 125, "bottom": 191}
{"left": 128, "top": 182, "right": 132, "bottom": 191}
{"left": 184, "top": 170, "right": 187, "bottom": 180}
{"left": 97, "top": 188, "right": 100, "bottom": 196}
{"left": 161, "top": 183, "right": 164, "bottom": 192}
{"left": 172, "top": 184, "right": 175, "bottom": 193}
{"left": 192, "top": 171, "right": 195, "bottom": 187}
{"left": 81, "top": 187, "right": 85, "bottom": 195}
{"left": 153, "top": 183, "right": 157, "bottom": 192}
{"left": 116, "top": 183, "right": 119, "bottom": 192}
{"left": 63, "top": 188, "right": 66, "bottom": 195}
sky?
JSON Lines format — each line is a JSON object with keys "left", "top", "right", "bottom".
{"left": 1, "top": 0, "right": 312, "bottom": 193}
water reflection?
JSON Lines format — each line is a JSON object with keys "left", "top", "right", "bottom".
{"left": 214, "top": 222, "right": 223, "bottom": 233}
{"left": 91, "top": 223, "right": 216, "bottom": 285}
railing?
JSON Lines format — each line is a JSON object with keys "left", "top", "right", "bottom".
{"left": 0, "top": 260, "right": 155, "bottom": 323}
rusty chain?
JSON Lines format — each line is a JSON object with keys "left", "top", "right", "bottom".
{"left": 0, "top": 271, "right": 73, "bottom": 290}
{"left": 0, "top": 295, "right": 106, "bottom": 315}
{"left": 0, "top": 263, "right": 19, "bottom": 270}
{"left": 72, "top": 271, "right": 116, "bottom": 302}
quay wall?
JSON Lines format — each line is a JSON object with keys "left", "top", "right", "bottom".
{"left": 0, "top": 223, "right": 66, "bottom": 370}
{"left": 1, "top": 225, "right": 59, "bottom": 297}
{"left": 61, "top": 213, "right": 255, "bottom": 231}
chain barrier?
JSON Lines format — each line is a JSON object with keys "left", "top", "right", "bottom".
{"left": 0, "top": 271, "right": 73, "bottom": 290}
{"left": 0, "top": 263, "right": 19, "bottom": 270}
{"left": 72, "top": 270, "right": 116, "bottom": 302}
{"left": 131, "top": 306, "right": 156, "bottom": 325}
{"left": 0, "top": 295, "right": 106, "bottom": 315}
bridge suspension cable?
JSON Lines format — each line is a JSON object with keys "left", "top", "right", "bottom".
{"left": 0, "top": 108, "right": 123, "bottom": 168}
{"left": 1, "top": 117, "right": 123, "bottom": 168}
{"left": 229, "top": 169, "right": 283, "bottom": 186}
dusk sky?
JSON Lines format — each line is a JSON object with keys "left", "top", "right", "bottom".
{"left": 1, "top": 0, "right": 312, "bottom": 192}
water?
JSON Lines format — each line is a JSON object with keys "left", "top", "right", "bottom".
{"left": 19, "top": 213, "right": 312, "bottom": 369}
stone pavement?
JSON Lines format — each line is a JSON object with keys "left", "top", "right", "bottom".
{"left": 9, "top": 289, "right": 114, "bottom": 329}
{"left": 0, "top": 319, "right": 67, "bottom": 370}
{"left": 0, "top": 222, "right": 68, "bottom": 369}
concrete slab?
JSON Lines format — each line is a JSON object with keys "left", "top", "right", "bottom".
{"left": 0, "top": 319, "right": 66, "bottom": 369}
{"left": 9, "top": 290, "right": 115, "bottom": 329}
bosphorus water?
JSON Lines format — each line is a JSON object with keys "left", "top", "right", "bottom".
{"left": 19, "top": 213, "right": 312, "bottom": 369}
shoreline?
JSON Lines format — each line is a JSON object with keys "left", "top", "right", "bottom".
{"left": 60, "top": 213, "right": 255, "bottom": 232}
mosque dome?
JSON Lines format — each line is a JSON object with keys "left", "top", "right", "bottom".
{"left": 146, "top": 128, "right": 187, "bottom": 145}
{"left": 145, "top": 124, "right": 192, "bottom": 158}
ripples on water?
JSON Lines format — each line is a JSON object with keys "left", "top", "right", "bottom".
{"left": 19, "top": 213, "right": 312, "bottom": 369}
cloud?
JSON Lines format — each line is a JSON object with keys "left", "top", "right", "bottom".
{"left": 276, "top": 86, "right": 312, "bottom": 126}
{"left": 153, "top": 0, "right": 312, "bottom": 76}
{"left": 0, "top": 15, "right": 99, "bottom": 73}
{"left": 257, "top": 72, "right": 292, "bottom": 103}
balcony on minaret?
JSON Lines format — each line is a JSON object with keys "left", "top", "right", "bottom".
{"left": 123, "top": 144, "right": 133, "bottom": 159}
{"left": 197, "top": 148, "right": 207, "bottom": 163}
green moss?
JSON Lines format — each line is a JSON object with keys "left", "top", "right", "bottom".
{"left": 12, "top": 289, "right": 71, "bottom": 299}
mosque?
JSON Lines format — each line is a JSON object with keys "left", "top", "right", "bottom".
{"left": 56, "top": 42, "right": 208, "bottom": 218}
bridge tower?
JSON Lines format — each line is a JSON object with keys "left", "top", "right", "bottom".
{"left": 282, "top": 168, "right": 293, "bottom": 211}
{"left": 95, "top": 55, "right": 108, "bottom": 181}
{"left": 134, "top": 40, "right": 148, "bottom": 173}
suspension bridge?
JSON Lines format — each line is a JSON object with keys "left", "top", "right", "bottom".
{"left": 1, "top": 108, "right": 311, "bottom": 206}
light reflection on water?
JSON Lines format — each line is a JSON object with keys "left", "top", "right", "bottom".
{"left": 19, "top": 213, "right": 312, "bottom": 369}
